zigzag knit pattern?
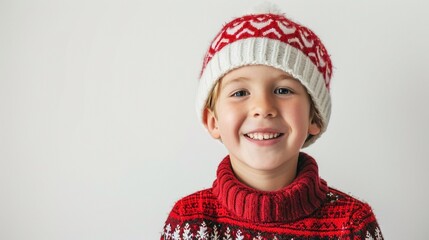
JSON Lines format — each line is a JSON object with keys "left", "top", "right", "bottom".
{"left": 161, "top": 153, "right": 383, "bottom": 239}
{"left": 201, "top": 13, "right": 333, "bottom": 86}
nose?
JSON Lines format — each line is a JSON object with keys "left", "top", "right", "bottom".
{"left": 250, "top": 93, "right": 278, "bottom": 118}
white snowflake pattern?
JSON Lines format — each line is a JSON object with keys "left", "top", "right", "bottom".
{"left": 163, "top": 221, "right": 352, "bottom": 240}
{"left": 365, "top": 227, "right": 383, "bottom": 240}
{"left": 212, "top": 225, "right": 220, "bottom": 240}
{"left": 235, "top": 230, "right": 244, "bottom": 240}
{"left": 172, "top": 225, "right": 181, "bottom": 240}
{"left": 252, "top": 233, "right": 263, "bottom": 240}
{"left": 196, "top": 221, "right": 209, "bottom": 240}
{"left": 374, "top": 227, "right": 383, "bottom": 240}
{"left": 365, "top": 230, "right": 374, "bottom": 240}
{"left": 182, "top": 223, "right": 193, "bottom": 240}
{"left": 223, "top": 227, "right": 232, "bottom": 240}
{"left": 163, "top": 224, "right": 172, "bottom": 240}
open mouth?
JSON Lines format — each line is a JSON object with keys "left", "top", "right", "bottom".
{"left": 244, "top": 132, "right": 284, "bottom": 141}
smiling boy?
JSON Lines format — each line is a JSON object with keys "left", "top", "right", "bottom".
{"left": 161, "top": 3, "right": 383, "bottom": 239}
{"left": 205, "top": 65, "right": 321, "bottom": 192}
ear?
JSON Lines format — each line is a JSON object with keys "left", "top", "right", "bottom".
{"left": 203, "top": 108, "right": 221, "bottom": 139}
{"left": 308, "top": 122, "right": 321, "bottom": 136}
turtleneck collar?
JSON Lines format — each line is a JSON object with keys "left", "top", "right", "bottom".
{"left": 212, "top": 152, "right": 329, "bottom": 223}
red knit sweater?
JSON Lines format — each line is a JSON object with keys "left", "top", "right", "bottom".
{"left": 161, "top": 153, "right": 383, "bottom": 239}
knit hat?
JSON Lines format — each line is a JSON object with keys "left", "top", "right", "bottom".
{"left": 196, "top": 3, "right": 333, "bottom": 147}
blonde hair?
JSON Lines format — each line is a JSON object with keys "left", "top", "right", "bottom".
{"left": 306, "top": 98, "right": 323, "bottom": 142}
{"left": 204, "top": 81, "right": 221, "bottom": 113}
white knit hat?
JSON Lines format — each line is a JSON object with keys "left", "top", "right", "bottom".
{"left": 196, "top": 3, "right": 333, "bottom": 147}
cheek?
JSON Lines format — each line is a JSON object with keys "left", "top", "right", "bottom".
{"left": 217, "top": 105, "right": 245, "bottom": 134}
{"left": 284, "top": 101, "right": 311, "bottom": 128}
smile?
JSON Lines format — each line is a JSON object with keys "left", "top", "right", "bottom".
{"left": 244, "top": 132, "right": 284, "bottom": 140}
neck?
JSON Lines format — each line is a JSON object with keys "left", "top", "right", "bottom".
{"left": 229, "top": 155, "right": 298, "bottom": 191}
{"left": 212, "top": 153, "right": 329, "bottom": 223}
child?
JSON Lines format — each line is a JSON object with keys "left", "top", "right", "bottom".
{"left": 161, "top": 3, "right": 383, "bottom": 240}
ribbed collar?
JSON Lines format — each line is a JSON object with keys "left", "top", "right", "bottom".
{"left": 212, "top": 152, "right": 329, "bottom": 223}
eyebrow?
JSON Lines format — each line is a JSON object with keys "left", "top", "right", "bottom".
{"left": 221, "top": 74, "right": 296, "bottom": 90}
{"left": 220, "top": 77, "right": 249, "bottom": 90}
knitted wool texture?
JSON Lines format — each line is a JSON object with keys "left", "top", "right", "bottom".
{"left": 196, "top": 5, "right": 333, "bottom": 147}
{"left": 161, "top": 153, "right": 383, "bottom": 239}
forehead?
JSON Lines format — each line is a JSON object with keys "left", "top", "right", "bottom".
{"left": 220, "top": 65, "right": 300, "bottom": 88}
{"left": 223, "top": 65, "right": 291, "bottom": 79}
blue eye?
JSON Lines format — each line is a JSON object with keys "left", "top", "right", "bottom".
{"left": 274, "top": 88, "right": 292, "bottom": 95}
{"left": 231, "top": 90, "right": 249, "bottom": 97}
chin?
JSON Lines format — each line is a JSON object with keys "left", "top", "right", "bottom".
{"left": 247, "top": 156, "right": 287, "bottom": 171}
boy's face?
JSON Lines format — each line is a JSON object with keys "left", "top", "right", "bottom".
{"left": 204, "top": 65, "right": 321, "bottom": 172}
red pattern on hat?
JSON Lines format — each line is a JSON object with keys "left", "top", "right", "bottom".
{"left": 201, "top": 14, "right": 333, "bottom": 89}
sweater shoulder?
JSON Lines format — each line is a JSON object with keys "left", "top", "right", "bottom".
{"left": 167, "top": 187, "right": 221, "bottom": 220}
{"left": 328, "top": 187, "right": 371, "bottom": 207}
{"left": 327, "top": 187, "right": 371, "bottom": 212}
{"left": 324, "top": 187, "right": 379, "bottom": 229}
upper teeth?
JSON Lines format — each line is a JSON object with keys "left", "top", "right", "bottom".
{"left": 246, "top": 132, "right": 281, "bottom": 140}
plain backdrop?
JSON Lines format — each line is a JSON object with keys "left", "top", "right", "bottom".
{"left": 1, "top": 0, "right": 428, "bottom": 239}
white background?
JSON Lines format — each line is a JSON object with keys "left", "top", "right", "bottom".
{"left": 1, "top": 0, "right": 428, "bottom": 239}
